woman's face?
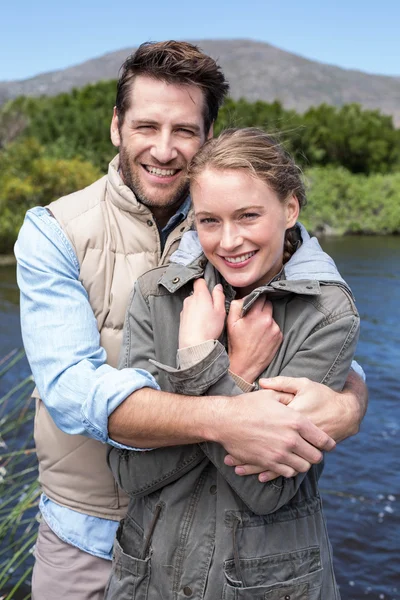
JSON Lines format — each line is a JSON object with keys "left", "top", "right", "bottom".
{"left": 192, "top": 168, "right": 299, "bottom": 297}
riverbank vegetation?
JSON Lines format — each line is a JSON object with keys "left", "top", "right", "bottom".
{"left": 0, "top": 350, "right": 37, "bottom": 599}
{"left": 1, "top": 81, "right": 400, "bottom": 253}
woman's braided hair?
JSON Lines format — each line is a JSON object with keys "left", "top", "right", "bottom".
{"left": 188, "top": 127, "right": 306, "bottom": 263}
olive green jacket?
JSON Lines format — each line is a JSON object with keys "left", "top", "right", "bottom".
{"left": 106, "top": 232, "right": 360, "bottom": 600}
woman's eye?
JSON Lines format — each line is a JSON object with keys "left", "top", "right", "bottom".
{"left": 241, "top": 212, "right": 259, "bottom": 220}
{"left": 199, "top": 217, "right": 218, "bottom": 224}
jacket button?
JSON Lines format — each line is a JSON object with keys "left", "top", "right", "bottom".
{"left": 147, "top": 219, "right": 153, "bottom": 227}
{"left": 306, "top": 285, "right": 313, "bottom": 289}
{"left": 183, "top": 586, "right": 193, "bottom": 596}
{"left": 284, "top": 596, "right": 291, "bottom": 600}
{"left": 172, "top": 277, "right": 180, "bottom": 284}
{"left": 278, "top": 282, "right": 286, "bottom": 286}
{"left": 209, "top": 485, "right": 217, "bottom": 495}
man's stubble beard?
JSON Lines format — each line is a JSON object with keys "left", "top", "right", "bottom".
{"left": 119, "top": 145, "right": 190, "bottom": 214}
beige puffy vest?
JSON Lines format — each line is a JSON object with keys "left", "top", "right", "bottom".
{"left": 33, "top": 156, "right": 192, "bottom": 520}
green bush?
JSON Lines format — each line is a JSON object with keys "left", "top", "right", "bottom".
{"left": 0, "top": 138, "right": 102, "bottom": 253}
{"left": 2, "top": 85, "right": 400, "bottom": 174}
{"left": 302, "top": 166, "right": 400, "bottom": 234}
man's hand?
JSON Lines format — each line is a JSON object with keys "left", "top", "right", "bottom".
{"left": 179, "top": 279, "right": 226, "bottom": 349}
{"left": 259, "top": 371, "right": 368, "bottom": 442}
{"left": 227, "top": 298, "right": 283, "bottom": 383}
{"left": 215, "top": 388, "right": 336, "bottom": 480}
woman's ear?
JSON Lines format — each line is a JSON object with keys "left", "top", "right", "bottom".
{"left": 286, "top": 195, "right": 300, "bottom": 229}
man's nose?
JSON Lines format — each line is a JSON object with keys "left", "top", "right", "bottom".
{"left": 149, "top": 133, "right": 178, "bottom": 164}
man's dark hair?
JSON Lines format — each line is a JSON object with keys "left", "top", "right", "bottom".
{"left": 115, "top": 41, "right": 229, "bottom": 132}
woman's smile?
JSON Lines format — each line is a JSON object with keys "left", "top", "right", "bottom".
{"left": 218, "top": 250, "right": 258, "bottom": 267}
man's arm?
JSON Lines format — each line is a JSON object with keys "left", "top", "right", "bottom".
{"left": 260, "top": 368, "right": 368, "bottom": 442}
{"left": 108, "top": 385, "right": 333, "bottom": 461}
{"left": 15, "top": 208, "right": 160, "bottom": 447}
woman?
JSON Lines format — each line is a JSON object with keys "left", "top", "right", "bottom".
{"left": 105, "top": 128, "right": 360, "bottom": 599}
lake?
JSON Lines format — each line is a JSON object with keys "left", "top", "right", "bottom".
{"left": 0, "top": 235, "right": 399, "bottom": 599}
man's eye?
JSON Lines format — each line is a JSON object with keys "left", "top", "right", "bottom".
{"left": 177, "top": 128, "right": 195, "bottom": 136}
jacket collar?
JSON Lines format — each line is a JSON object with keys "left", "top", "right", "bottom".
{"left": 159, "top": 250, "right": 322, "bottom": 298}
{"left": 106, "top": 155, "right": 156, "bottom": 217}
{"left": 169, "top": 224, "right": 347, "bottom": 286}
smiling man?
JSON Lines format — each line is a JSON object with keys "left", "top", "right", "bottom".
{"left": 111, "top": 74, "right": 212, "bottom": 227}
{"left": 15, "top": 41, "right": 367, "bottom": 600}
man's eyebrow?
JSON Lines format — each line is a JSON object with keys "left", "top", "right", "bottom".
{"left": 175, "top": 122, "right": 202, "bottom": 132}
{"left": 130, "top": 119, "right": 158, "bottom": 126}
{"left": 130, "top": 119, "right": 201, "bottom": 133}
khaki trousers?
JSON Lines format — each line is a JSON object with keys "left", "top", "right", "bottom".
{"left": 32, "top": 521, "right": 112, "bottom": 600}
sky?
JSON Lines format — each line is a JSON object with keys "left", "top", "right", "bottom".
{"left": 2, "top": 0, "right": 399, "bottom": 81}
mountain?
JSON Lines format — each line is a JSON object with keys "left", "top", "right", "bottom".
{"left": 1, "top": 39, "right": 400, "bottom": 125}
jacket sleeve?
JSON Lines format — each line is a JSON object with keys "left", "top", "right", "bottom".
{"left": 200, "top": 308, "right": 360, "bottom": 515}
{"left": 151, "top": 340, "right": 245, "bottom": 396}
{"left": 111, "top": 281, "right": 205, "bottom": 497}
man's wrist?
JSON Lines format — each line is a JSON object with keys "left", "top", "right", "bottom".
{"left": 199, "top": 394, "right": 232, "bottom": 445}
{"left": 339, "top": 388, "right": 362, "bottom": 437}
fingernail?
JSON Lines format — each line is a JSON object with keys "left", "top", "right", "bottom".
{"left": 224, "top": 456, "right": 234, "bottom": 466}
{"left": 214, "top": 283, "right": 223, "bottom": 291}
{"left": 235, "top": 467, "right": 245, "bottom": 475}
{"left": 259, "top": 474, "right": 269, "bottom": 482}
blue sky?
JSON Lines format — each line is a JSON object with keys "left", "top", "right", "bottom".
{"left": 2, "top": 0, "right": 399, "bottom": 81}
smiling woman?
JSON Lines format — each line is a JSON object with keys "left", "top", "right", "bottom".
{"left": 105, "top": 128, "right": 361, "bottom": 599}
{"left": 189, "top": 128, "right": 304, "bottom": 296}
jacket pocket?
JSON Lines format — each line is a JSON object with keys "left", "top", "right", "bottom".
{"left": 104, "top": 520, "right": 151, "bottom": 600}
{"left": 222, "top": 546, "right": 323, "bottom": 600}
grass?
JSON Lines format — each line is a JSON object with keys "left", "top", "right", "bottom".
{"left": 0, "top": 349, "right": 38, "bottom": 599}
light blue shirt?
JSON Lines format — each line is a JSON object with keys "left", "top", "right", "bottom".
{"left": 15, "top": 199, "right": 191, "bottom": 560}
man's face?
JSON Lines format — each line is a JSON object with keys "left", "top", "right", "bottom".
{"left": 111, "top": 75, "right": 212, "bottom": 226}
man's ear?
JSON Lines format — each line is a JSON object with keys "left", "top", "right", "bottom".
{"left": 286, "top": 195, "right": 300, "bottom": 229}
{"left": 206, "top": 123, "right": 214, "bottom": 140}
{"left": 110, "top": 107, "right": 121, "bottom": 148}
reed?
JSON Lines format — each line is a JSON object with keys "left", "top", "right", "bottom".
{"left": 0, "top": 349, "right": 37, "bottom": 599}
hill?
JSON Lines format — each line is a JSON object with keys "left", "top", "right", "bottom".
{"left": 1, "top": 39, "right": 400, "bottom": 125}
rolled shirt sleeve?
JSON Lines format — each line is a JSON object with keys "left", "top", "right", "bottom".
{"left": 14, "top": 207, "right": 159, "bottom": 448}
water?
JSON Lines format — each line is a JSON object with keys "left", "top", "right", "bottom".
{"left": 1, "top": 236, "right": 399, "bottom": 599}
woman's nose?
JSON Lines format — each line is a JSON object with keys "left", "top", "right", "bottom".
{"left": 219, "top": 225, "right": 243, "bottom": 251}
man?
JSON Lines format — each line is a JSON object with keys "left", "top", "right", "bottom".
{"left": 15, "top": 41, "right": 367, "bottom": 600}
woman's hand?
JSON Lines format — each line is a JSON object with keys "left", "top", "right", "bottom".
{"left": 179, "top": 278, "right": 226, "bottom": 349}
{"left": 227, "top": 297, "right": 283, "bottom": 384}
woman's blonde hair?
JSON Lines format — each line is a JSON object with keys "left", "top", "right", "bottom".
{"left": 188, "top": 127, "right": 306, "bottom": 262}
